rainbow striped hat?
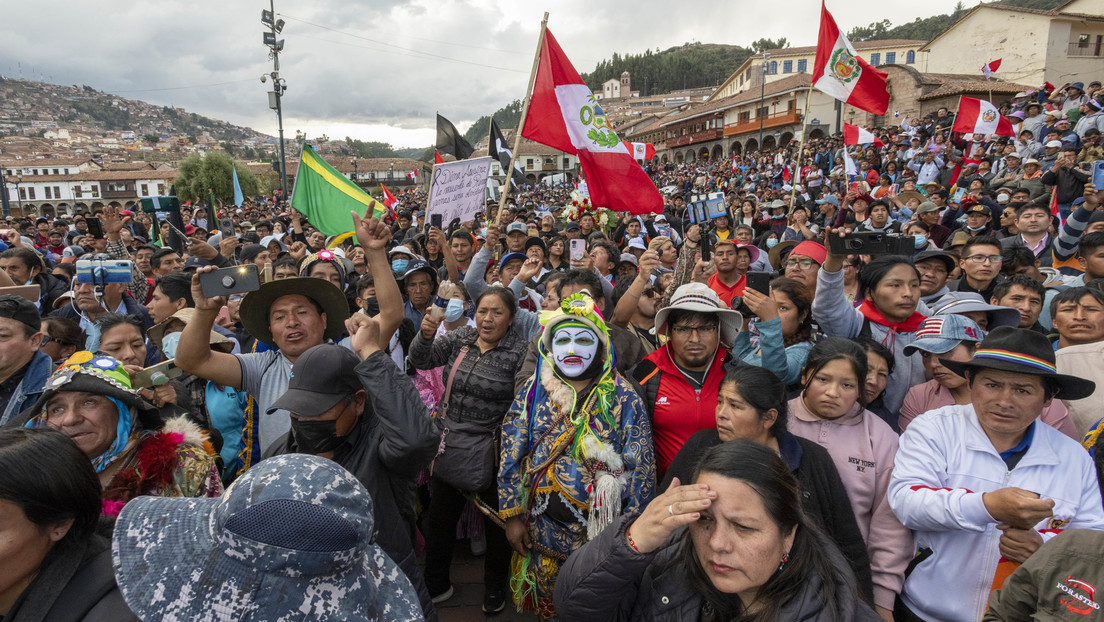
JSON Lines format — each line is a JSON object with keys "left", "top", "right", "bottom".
{"left": 939, "top": 326, "right": 1095, "bottom": 400}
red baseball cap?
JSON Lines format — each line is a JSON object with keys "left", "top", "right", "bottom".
{"left": 791, "top": 241, "right": 827, "bottom": 265}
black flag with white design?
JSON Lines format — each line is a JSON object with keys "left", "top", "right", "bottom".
{"left": 436, "top": 114, "right": 475, "bottom": 159}
{"left": 489, "top": 118, "right": 529, "bottom": 189}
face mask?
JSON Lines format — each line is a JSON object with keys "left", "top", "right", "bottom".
{"left": 160, "top": 331, "right": 182, "bottom": 359}
{"left": 966, "top": 224, "right": 987, "bottom": 232}
{"left": 913, "top": 235, "right": 927, "bottom": 249}
{"left": 391, "top": 259, "right": 409, "bottom": 275}
{"left": 291, "top": 417, "right": 348, "bottom": 455}
{"left": 766, "top": 238, "right": 779, "bottom": 248}
{"left": 444, "top": 299, "right": 465, "bottom": 322}
{"left": 551, "top": 325, "right": 599, "bottom": 378}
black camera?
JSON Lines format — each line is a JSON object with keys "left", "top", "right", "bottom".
{"left": 828, "top": 232, "right": 914, "bottom": 256}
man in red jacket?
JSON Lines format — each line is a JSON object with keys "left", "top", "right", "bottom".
{"left": 629, "top": 283, "right": 742, "bottom": 476}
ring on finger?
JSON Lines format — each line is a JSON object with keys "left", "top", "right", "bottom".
{"left": 667, "top": 504, "right": 674, "bottom": 517}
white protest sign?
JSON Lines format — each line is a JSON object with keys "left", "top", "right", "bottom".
{"left": 426, "top": 156, "right": 493, "bottom": 224}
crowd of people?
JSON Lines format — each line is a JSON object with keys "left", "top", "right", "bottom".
{"left": 2, "top": 78, "right": 1104, "bottom": 622}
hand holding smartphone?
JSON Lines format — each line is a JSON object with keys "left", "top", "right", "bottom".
{"left": 570, "top": 239, "right": 586, "bottom": 261}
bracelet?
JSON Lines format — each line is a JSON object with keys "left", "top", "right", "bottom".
{"left": 626, "top": 527, "right": 642, "bottom": 553}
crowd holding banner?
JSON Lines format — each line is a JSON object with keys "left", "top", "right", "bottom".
{"left": 6, "top": 6, "right": 1104, "bottom": 622}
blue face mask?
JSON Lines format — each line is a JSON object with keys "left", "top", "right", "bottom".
{"left": 161, "top": 331, "right": 182, "bottom": 359}
{"left": 913, "top": 235, "right": 927, "bottom": 249}
{"left": 766, "top": 238, "right": 779, "bottom": 248}
{"left": 444, "top": 299, "right": 465, "bottom": 322}
{"left": 391, "top": 259, "right": 409, "bottom": 275}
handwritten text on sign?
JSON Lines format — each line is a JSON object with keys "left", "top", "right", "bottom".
{"left": 427, "top": 156, "right": 493, "bottom": 224}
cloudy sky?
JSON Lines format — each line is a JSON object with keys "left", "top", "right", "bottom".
{"left": 1, "top": 0, "right": 965, "bottom": 148}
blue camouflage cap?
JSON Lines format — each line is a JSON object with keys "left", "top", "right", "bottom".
{"left": 112, "top": 454, "right": 423, "bottom": 621}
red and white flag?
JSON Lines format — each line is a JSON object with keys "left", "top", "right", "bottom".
{"left": 407, "top": 171, "right": 418, "bottom": 181}
{"left": 380, "top": 184, "right": 399, "bottom": 210}
{"left": 811, "top": 2, "right": 889, "bottom": 115}
{"left": 952, "top": 96, "right": 1015, "bottom": 137}
{"left": 623, "top": 141, "right": 656, "bottom": 161}
{"left": 982, "top": 59, "right": 1001, "bottom": 79}
{"left": 732, "top": 154, "right": 738, "bottom": 173}
{"left": 434, "top": 150, "right": 444, "bottom": 165}
{"left": 843, "top": 122, "right": 885, "bottom": 148}
{"left": 522, "top": 29, "right": 662, "bottom": 214}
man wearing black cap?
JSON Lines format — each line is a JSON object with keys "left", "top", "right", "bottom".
{"left": 889, "top": 326, "right": 1104, "bottom": 622}
{"left": 265, "top": 316, "right": 439, "bottom": 619}
{"left": 915, "top": 249, "right": 955, "bottom": 304}
{"left": 0, "top": 247, "right": 69, "bottom": 314}
{"left": 0, "top": 295, "right": 52, "bottom": 424}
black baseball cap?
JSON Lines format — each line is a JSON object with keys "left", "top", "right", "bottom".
{"left": 0, "top": 295, "right": 41, "bottom": 332}
{"left": 266, "top": 344, "right": 362, "bottom": 417}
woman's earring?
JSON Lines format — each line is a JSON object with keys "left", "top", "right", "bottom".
{"left": 778, "top": 552, "right": 790, "bottom": 572}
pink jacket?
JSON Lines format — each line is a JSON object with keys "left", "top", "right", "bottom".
{"left": 899, "top": 379, "right": 1078, "bottom": 439}
{"left": 788, "top": 396, "right": 911, "bottom": 610}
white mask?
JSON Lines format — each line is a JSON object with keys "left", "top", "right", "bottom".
{"left": 551, "top": 325, "right": 599, "bottom": 378}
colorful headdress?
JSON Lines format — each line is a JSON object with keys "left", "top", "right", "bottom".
{"left": 299, "top": 249, "right": 347, "bottom": 283}
{"left": 46, "top": 351, "right": 137, "bottom": 396}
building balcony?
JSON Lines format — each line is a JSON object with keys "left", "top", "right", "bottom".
{"left": 101, "top": 188, "right": 134, "bottom": 199}
{"left": 724, "top": 110, "right": 802, "bottom": 137}
{"left": 666, "top": 128, "right": 723, "bottom": 148}
{"left": 1068, "top": 41, "right": 1103, "bottom": 57}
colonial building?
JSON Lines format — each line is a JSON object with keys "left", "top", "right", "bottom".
{"left": 921, "top": 0, "right": 1104, "bottom": 86}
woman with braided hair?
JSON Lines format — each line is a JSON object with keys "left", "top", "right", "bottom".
{"left": 499, "top": 292, "right": 655, "bottom": 618}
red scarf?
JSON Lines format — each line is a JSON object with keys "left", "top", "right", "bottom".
{"left": 858, "top": 301, "right": 925, "bottom": 333}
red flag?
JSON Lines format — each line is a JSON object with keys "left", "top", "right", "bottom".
{"left": 622, "top": 141, "right": 656, "bottom": 161}
{"left": 952, "top": 96, "right": 1016, "bottom": 137}
{"left": 407, "top": 171, "right": 418, "bottom": 181}
{"left": 522, "top": 29, "right": 662, "bottom": 215}
{"left": 843, "top": 122, "right": 885, "bottom": 148}
{"left": 732, "top": 154, "right": 738, "bottom": 174}
{"left": 982, "top": 59, "right": 1001, "bottom": 79}
{"left": 434, "top": 150, "right": 444, "bottom": 165}
{"left": 811, "top": 2, "right": 889, "bottom": 115}
{"left": 380, "top": 184, "right": 399, "bottom": 214}
{"left": 1050, "top": 187, "right": 1059, "bottom": 218}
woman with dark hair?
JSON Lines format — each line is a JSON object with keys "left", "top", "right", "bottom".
{"left": 409, "top": 285, "right": 528, "bottom": 614}
{"left": 788, "top": 338, "right": 911, "bottom": 618}
{"left": 731, "top": 278, "right": 815, "bottom": 385}
{"left": 663, "top": 366, "right": 874, "bottom": 601}
{"left": 555, "top": 440, "right": 880, "bottom": 621}
{"left": 40, "top": 316, "right": 81, "bottom": 366}
{"left": 813, "top": 246, "right": 929, "bottom": 422}
{"left": 546, "top": 235, "right": 568, "bottom": 272}
{"left": 857, "top": 336, "right": 897, "bottom": 430}
{"left": 0, "top": 427, "right": 137, "bottom": 620}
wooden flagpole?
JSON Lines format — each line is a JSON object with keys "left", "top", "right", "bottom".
{"left": 495, "top": 11, "right": 549, "bottom": 226}
{"left": 788, "top": 84, "right": 815, "bottom": 211}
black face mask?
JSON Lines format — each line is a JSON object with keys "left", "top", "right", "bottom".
{"left": 291, "top": 418, "right": 347, "bottom": 454}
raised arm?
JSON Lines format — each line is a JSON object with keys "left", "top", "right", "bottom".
{"left": 175, "top": 266, "right": 243, "bottom": 389}
{"left": 100, "top": 206, "right": 149, "bottom": 303}
{"left": 351, "top": 211, "right": 401, "bottom": 351}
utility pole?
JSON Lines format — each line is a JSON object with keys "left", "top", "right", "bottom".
{"left": 261, "top": 3, "right": 288, "bottom": 202}
{"left": 759, "top": 52, "right": 770, "bottom": 150}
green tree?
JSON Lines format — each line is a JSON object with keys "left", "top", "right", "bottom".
{"left": 848, "top": 19, "right": 892, "bottom": 42}
{"left": 143, "top": 133, "right": 160, "bottom": 144}
{"left": 750, "top": 38, "right": 789, "bottom": 53}
{"left": 172, "top": 152, "right": 259, "bottom": 204}
{"left": 344, "top": 137, "right": 401, "bottom": 158}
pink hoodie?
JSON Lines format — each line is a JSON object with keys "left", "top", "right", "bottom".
{"left": 788, "top": 396, "right": 911, "bottom": 610}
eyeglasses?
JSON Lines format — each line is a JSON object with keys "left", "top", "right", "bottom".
{"left": 964, "top": 254, "right": 1003, "bottom": 264}
{"left": 670, "top": 324, "right": 718, "bottom": 337}
{"left": 785, "top": 259, "right": 817, "bottom": 270}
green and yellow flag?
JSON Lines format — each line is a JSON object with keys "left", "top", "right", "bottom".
{"left": 290, "top": 144, "right": 386, "bottom": 236}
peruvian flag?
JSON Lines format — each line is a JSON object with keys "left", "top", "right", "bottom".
{"left": 811, "top": 2, "right": 889, "bottom": 115}
{"left": 380, "top": 184, "right": 399, "bottom": 213}
{"left": 434, "top": 150, "right": 444, "bottom": 165}
{"left": 523, "top": 29, "right": 662, "bottom": 215}
{"left": 843, "top": 122, "right": 885, "bottom": 148}
{"left": 407, "top": 171, "right": 418, "bottom": 181}
{"left": 623, "top": 141, "right": 656, "bottom": 161}
{"left": 952, "top": 96, "right": 1015, "bottom": 137}
{"left": 732, "top": 155, "right": 738, "bottom": 173}
{"left": 982, "top": 59, "right": 1001, "bottom": 79}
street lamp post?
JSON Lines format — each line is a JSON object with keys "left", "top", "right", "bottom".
{"left": 0, "top": 165, "right": 10, "bottom": 218}
{"left": 261, "top": 2, "right": 288, "bottom": 203}
{"left": 759, "top": 53, "right": 770, "bottom": 150}
{"left": 15, "top": 173, "right": 23, "bottom": 216}
{"left": 389, "top": 161, "right": 394, "bottom": 181}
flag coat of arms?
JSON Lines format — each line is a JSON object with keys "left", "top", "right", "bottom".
{"left": 843, "top": 123, "right": 885, "bottom": 148}
{"left": 624, "top": 141, "right": 656, "bottom": 161}
{"left": 290, "top": 144, "right": 388, "bottom": 236}
{"left": 953, "top": 96, "right": 1015, "bottom": 137}
{"left": 522, "top": 29, "right": 662, "bottom": 215}
{"left": 811, "top": 2, "right": 890, "bottom": 115}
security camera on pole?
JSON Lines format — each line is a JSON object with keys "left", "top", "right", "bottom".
{"left": 261, "top": 3, "right": 288, "bottom": 203}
